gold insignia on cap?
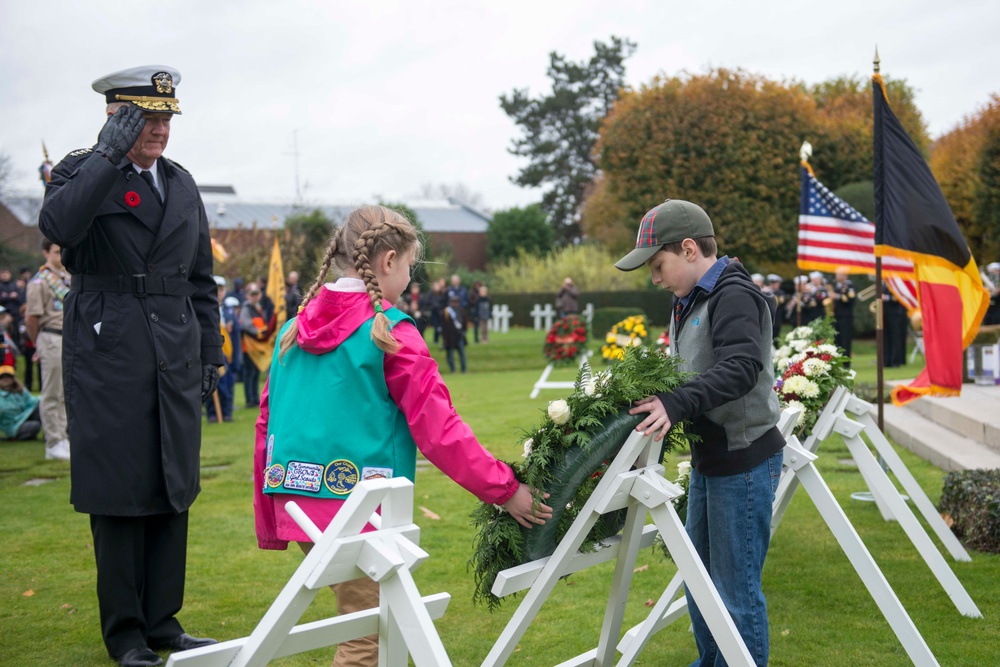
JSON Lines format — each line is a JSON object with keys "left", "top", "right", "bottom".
{"left": 152, "top": 71, "right": 173, "bottom": 94}
{"left": 114, "top": 94, "right": 181, "bottom": 113}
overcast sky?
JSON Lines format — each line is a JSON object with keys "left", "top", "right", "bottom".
{"left": 2, "top": 0, "right": 997, "bottom": 211}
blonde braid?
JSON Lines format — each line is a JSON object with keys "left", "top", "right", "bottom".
{"left": 277, "top": 231, "right": 341, "bottom": 363}
{"left": 353, "top": 224, "right": 400, "bottom": 354}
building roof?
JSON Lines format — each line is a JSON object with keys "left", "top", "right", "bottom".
{"left": 4, "top": 191, "right": 491, "bottom": 234}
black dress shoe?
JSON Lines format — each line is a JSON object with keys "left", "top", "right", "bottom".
{"left": 114, "top": 647, "right": 163, "bottom": 667}
{"left": 148, "top": 633, "right": 218, "bottom": 652}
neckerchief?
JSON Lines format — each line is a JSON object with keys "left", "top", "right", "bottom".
{"left": 35, "top": 266, "right": 70, "bottom": 303}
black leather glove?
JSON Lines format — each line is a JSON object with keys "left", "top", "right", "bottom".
{"left": 201, "top": 364, "right": 220, "bottom": 403}
{"left": 95, "top": 105, "right": 146, "bottom": 164}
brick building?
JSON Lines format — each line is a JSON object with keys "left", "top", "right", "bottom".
{"left": 3, "top": 188, "right": 491, "bottom": 271}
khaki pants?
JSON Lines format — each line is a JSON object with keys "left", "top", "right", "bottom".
{"left": 36, "top": 331, "right": 67, "bottom": 446}
{"left": 299, "top": 543, "right": 380, "bottom": 666}
{"left": 331, "top": 576, "right": 380, "bottom": 666}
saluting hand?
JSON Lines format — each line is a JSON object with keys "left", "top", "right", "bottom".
{"left": 95, "top": 105, "right": 146, "bottom": 164}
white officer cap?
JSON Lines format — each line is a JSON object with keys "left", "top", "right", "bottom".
{"left": 213, "top": 275, "right": 227, "bottom": 287}
{"left": 92, "top": 65, "right": 182, "bottom": 114}
{"left": 767, "top": 273, "right": 782, "bottom": 282}
{"left": 794, "top": 275, "right": 808, "bottom": 285}
{"left": 750, "top": 273, "right": 764, "bottom": 282}
{"left": 988, "top": 262, "right": 1000, "bottom": 273}
{"left": 223, "top": 296, "right": 240, "bottom": 308}
{"left": 809, "top": 271, "right": 824, "bottom": 279}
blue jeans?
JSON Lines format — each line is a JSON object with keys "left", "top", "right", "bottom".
{"left": 685, "top": 450, "right": 783, "bottom": 667}
{"left": 243, "top": 362, "right": 260, "bottom": 407}
{"left": 446, "top": 338, "right": 466, "bottom": 372}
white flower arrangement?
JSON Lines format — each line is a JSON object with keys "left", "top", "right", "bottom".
{"left": 787, "top": 326, "right": 814, "bottom": 341}
{"left": 801, "top": 358, "right": 831, "bottom": 377}
{"left": 773, "top": 316, "right": 854, "bottom": 437}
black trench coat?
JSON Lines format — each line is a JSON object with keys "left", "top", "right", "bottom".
{"left": 39, "top": 148, "right": 222, "bottom": 516}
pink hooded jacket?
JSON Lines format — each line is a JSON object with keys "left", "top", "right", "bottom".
{"left": 254, "top": 280, "right": 518, "bottom": 549}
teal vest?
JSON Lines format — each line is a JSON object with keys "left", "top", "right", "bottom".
{"left": 263, "top": 308, "right": 417, "bottom": 499}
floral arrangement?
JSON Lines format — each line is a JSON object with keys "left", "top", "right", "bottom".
{"left": 600, "top": 315, "right": 647, "bottom": 362}
{"left": 469, "top": 345, "right": 697, "bottom": 610}
{"left": 773, "top": 317, "right": 854, "bottom": 436}
{"left": 543, "top": 315, "right": 588, "bottom": 364}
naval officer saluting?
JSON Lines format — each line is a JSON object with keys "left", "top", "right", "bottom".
{"left": 39, "top": 65, "right": 222, "bottom": 667}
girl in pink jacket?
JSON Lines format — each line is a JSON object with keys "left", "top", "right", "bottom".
{"left": 254, "top": 205, "right": 550, "bottom": 666}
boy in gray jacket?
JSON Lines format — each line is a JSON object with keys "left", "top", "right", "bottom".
{"left": 616, "top": 199, "right": 784, "bottom": 667}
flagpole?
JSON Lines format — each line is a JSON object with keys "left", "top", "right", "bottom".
{"left": 871, "top": 48, "right": 886, "bottom": 432}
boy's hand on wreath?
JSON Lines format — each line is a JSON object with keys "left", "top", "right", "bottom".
{"left": 504, "top": 483, "right": 553, "bottom": 529}
{"left": 629, "top": 395, "right": 673, "bottom": 441}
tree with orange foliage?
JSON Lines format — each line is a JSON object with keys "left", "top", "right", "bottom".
{"left": 930, "top": 94, "right": 1000, "bottom": 264}
{"left": 584, "top": 68, "right": 927, "bottom": 265}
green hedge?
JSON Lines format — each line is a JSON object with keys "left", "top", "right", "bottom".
{"left": 592, "top": 308, "right": 647, "bottom": 341}
{"left": 939, "top": 469, "right": 1000, "bottom": 554}
{"left": 492, "top": 290, "right": 671, "bottom": 329}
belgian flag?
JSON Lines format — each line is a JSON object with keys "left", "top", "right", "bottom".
{"left": 873, "top": 73, "right": 990, "bottom": 405}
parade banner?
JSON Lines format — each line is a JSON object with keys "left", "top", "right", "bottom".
{"left": 873, "top": 73, "right": 990, "bottom": 405}
{"left": 267, "top": 235, "right": 286, "bottom": 334}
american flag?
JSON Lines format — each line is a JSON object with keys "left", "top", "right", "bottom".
{"left": 797, "top": 166, "right": 919, "bottom": 311}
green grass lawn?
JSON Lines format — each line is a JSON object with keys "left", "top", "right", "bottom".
{"left": 1, "top": 326, "right": 995, "bottom": 666}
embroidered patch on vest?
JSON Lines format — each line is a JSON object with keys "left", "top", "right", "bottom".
{"left": 283, "top": 461, "right": 324, "bottom": 493}
{"left": 265, "top": 464, "right": 285, "bottom": 489}
{"left": 325, "top": 459, "right": 360, "bottom": 495}
{"left": 362, "top": 466, "right": 393, "bottom": 481}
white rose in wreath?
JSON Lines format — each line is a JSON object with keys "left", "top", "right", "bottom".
{"left": 677, "top": 460, "right": 692, "bottom": 479}
{"left": 522, "top": 438, "right": 534, "bottom": 458}
{"left": 547, "top": 399, "right": 571, "bottom": 425}
{"left": 583, "top": 378, "right": 597, "bottom": 396}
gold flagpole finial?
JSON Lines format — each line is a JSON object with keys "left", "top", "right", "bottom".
{"left": 873, "top": 46, "right": 880, "bottom": 74}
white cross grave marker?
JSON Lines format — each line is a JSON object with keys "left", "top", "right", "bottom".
{"left": 582, "top": 303, "right": 594, "bottom": 331}
{"left": 530, "top": 303, "right": 556, "bottom": 331}
{"left": 490, "top": 304, "right": 512, "bottom": 334}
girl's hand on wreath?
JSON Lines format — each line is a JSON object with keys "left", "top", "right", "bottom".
{"left": 503, "top": 483, "right": 553, "bottom": 528}
{"left": 629, "top": 395, "right": 673, "bottom": 441}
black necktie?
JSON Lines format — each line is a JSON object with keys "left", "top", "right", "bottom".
{"left": 139, "top": 170, "right": 162, "bottom": 205}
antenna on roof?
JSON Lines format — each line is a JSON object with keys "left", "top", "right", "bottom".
{"left": 284, "top": 129, "right": 302, "bottom": 204}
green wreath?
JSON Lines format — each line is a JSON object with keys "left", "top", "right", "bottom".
{"left": 544, "top": 315, "right": 588, "bottom": 364}
{"left": 523, "top": 410, "right": 642, "bottom": 562}
{"left": 468, "top": 346, "right": 698, "bottom": 610}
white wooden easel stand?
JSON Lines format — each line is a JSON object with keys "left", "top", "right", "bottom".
{"left": 166, "top": 478, "right": 453, "bottom": 667}
{"left": 530, "top": 351, "right": 594, "bottom": 399}
{"left": 482, "top": 429, "right": 756, "bottom": 667}
{"left": 617, "top": 423, "right": 942, "bottom": 667}
{"left": 769, "top": 387, "right": 978, "bottom": 620}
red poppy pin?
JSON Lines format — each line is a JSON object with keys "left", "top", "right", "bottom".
{"left": 125, "top": 191, "right": 141, "bottom": 207}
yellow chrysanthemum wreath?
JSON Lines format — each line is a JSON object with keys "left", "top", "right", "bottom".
{"left": 601, "top": 315, "right": 647, "bottom": 362}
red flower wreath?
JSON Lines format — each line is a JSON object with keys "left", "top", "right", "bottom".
{"left": 543, "top": 315, "right": 588, "bottom": 364}
{"left": 124, "top": 191, "right": 141, "bottom": 207}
